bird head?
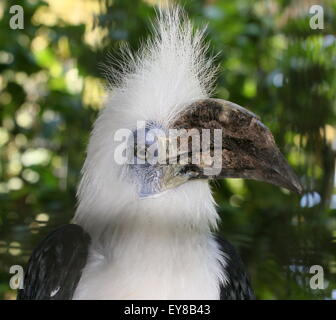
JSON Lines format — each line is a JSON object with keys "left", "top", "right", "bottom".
{"left": 75, "top": 8, "right": 302, "bottom": 227}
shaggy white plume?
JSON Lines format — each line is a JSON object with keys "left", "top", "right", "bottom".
{"left": 104, "top": 7, "right": 216, "bottom": 126}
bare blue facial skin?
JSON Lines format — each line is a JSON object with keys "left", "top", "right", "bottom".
{"left": 132, "top": 163, "right": 164, "bottom": 198}
{"left": 129, "top": 123, "right": 165, "bottom": 198}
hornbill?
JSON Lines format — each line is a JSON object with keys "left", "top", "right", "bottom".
{"left": 18, "top": 8, "right": 302, "bottom": 300}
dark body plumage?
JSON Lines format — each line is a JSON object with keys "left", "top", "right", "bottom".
{"left": 17, "top": 224, "right": 90, "bottom": 300}
{"left": 17, "top": 224, "right": 253, "bottom": 300}
{"left": 216, "top": 237, "right": 255, "bottom": 300}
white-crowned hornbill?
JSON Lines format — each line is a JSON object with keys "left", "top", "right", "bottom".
{"left": 18, "top": 8, "right": 302, "bottom": 300}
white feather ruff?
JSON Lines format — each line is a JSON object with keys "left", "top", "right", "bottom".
{"left": 73, "top": 7, "right": 227, "bottom": 300}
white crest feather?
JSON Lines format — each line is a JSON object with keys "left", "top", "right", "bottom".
{"left": 103, "top": 6, "right": 216, "bottom": 126}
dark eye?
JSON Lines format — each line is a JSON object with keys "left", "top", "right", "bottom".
{"left": 133, "top": 123, "right": 162, "bottom": 163}
{"left": 136, "top": 145, "right": 147, "bottom": 160}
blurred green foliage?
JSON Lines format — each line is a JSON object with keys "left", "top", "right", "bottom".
{"left": 0, "top": 0, "right": 335, "bottom": 299}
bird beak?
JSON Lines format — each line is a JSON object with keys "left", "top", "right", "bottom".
{"left": 162, "top": 98, "right": 303, "bottom": 194}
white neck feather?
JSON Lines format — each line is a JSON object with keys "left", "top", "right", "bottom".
{"left": 73, "top": 181, "right": 227, "bottom": 300}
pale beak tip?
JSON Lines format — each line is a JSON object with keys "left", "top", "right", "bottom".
{"left": 284, "top": 170, "right": 303, "bottom": 195}
{"left": 291, "top": 179, "right": 304, "bottom": 195}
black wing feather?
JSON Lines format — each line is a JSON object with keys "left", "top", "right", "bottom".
{"left": 216, "top": 236, "right": 255, "bottom": 300}
{"left": 17, "top": 224, "right": 90, "bottom": 300}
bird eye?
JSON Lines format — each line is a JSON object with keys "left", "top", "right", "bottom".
{"left": 133, "top": 124, "right": 162, "bottom": 163}
{"left": 136, "top": 146, "right": 147, "bottom": 160}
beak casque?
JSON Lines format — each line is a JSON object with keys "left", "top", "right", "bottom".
{"left": 168, "top": 98, "right": 303, "bottom": 194}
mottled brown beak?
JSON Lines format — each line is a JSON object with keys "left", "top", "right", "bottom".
{"left": 171, "top": 98, "right": 303, "bottom": 194}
